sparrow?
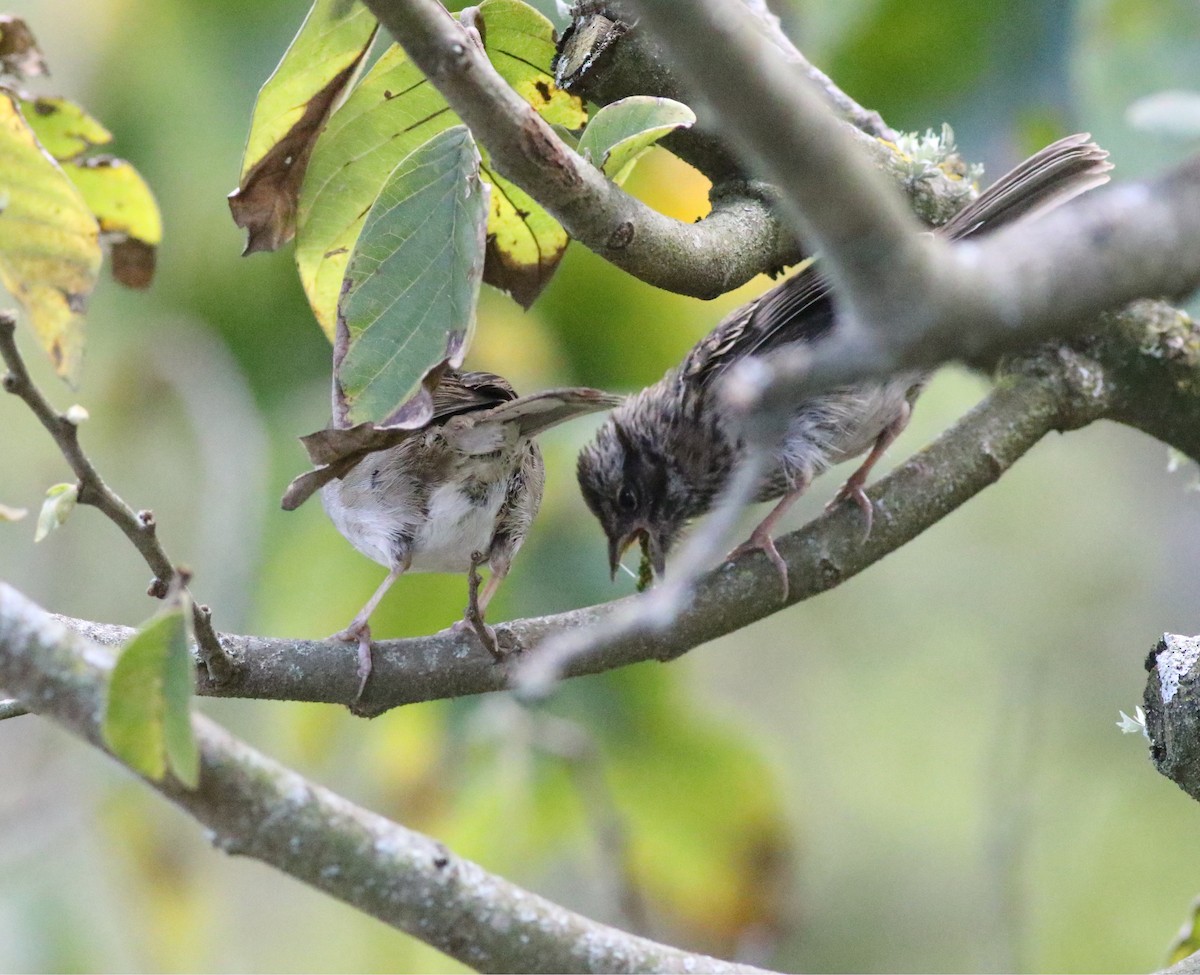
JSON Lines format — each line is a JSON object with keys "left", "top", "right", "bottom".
{"left": 577, "top": 134, "right": 1113, "bottom": 596}
{"left": 282, "top": 370, "right": 621, "bottom": 700}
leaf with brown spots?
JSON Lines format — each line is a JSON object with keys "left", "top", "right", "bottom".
{"left": 18, "top": 95, "right": 112, "bottom": 161}
{"left": 228, "top": 0, "right": 378, "bottom": 255}
{"left": 477, "top": 0, "right": 585, "bottom": 306}
{"left": 61, "top": 156, "right": 162, "bottom": 289}
{"left": 0, "top": 91, "right": 100, "bottom": 382}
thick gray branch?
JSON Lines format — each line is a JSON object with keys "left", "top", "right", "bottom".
{"left": 357, "top": 0, "right": 794, "bottom": 298}
{"left": 61, "top": 346, "right": 1109, "bottom": 716}
{"left": 624, "top": 0, "right": 942, "bottom": 325}
{"left": 737, "top": 157, "right": 1200, "bottom": 436}
{"left": 620, "top": 0, "right": 1200, "bottom": 437}
{"left": 0, "top": 584, "right": 764, "bottom": 975}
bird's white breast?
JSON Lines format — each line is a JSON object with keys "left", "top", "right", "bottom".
{"left": 410, "top": 479, "right": 509, "bottom": 573}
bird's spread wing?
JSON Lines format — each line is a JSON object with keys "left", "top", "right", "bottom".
{"left": 476, "top": 387, "right": 624, "bottom": 440}
{"left": 282, "top": 377, "right": 619, "bottom": 508}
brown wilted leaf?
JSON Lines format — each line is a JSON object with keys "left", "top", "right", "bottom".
{"left": 228, "top": 48, "right": 374, "bottom": 255}
{"left": 0, "top": 16, "right": 47, "bottom": 80}
{"left": 110, "top": 238, "right": 156, "bottom": 289}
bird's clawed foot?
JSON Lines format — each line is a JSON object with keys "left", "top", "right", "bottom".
{"left": 726, "top": 529, "right": 790, "bottom": 602}
{"left": 451, "top": 615, "right": 501, "bottom": 659}
{"left": 826, "top": 479, "right": 875, "bottom": 539}
{"left": 331, "top": 619, "right": 375, "bottom": 713}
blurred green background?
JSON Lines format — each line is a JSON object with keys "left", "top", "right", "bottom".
{"left": 3, "top": 0, "right": 1200, "bottom": 972}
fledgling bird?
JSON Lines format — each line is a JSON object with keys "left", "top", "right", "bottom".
{"left": 283, "top": 370, "right": 621, "bottom": 699}
{"left": 577, "top": 134, "right": 1113, "bottom": 595}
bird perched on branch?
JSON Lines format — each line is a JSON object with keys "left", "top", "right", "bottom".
{"left": 577, "top": 134, "right": 1113, "bottom": 596}
{"left": 282, "top": 371, "right": 621, "bottom": 701}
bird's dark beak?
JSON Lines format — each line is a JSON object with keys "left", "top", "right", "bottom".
{"left": 608, "top": 532, "right": 636, "bottom": 581}
{"left": 608, "top": 528, "right": 668, "bottom": 582}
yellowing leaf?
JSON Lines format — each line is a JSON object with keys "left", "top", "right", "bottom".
{"left": 229, "top": 0, "right": 379, "bottom": 254}
{"left": 0, "top": 90, "right": 101, "bottom": 382}
{"left": 336, "top": 125, "right": 489, "bottom": 424}
{"left": 102, "top": 608, "right": 200, "bottom": 789}
{"left": 480, "top": 158, "right": 569, "bottom": 309}
{"left": 19, "top": 95, "right": 112, "bottom": 161}
{"left": 61, "top": 156, "right": 162, "bottom": 288}
{"left": 479, "top": 0, "right": 586, "bottom": 130}
{"left": 478, "top": 0, "right": 583, "bottom": 306}
{"left": 577, "top": 96, "right": 696, "bottom": 184}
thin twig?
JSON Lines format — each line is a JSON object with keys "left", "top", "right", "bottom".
{"left": 0, "top": 312, "right": 233, "bottom": 681}
{"left": 514, "top": 448, "right": 768, "bottom": 698}
{"left": 0, "top": 585, "right": 767, "bottom": 975}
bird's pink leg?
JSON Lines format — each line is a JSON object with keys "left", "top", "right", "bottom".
{"left": 725, "top": 474, "right": 810, "bottom": 602}
{"left": 826, "top": 401, "right": 913, "bottom": 538}
{"left": 332, "top": 564, "right": 404, "bottom": 706}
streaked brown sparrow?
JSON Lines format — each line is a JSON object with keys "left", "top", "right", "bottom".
{"left": 577, "top": 134, "right": 1113, "bottom": 596}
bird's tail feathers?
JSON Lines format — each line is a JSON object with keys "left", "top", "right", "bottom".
{"left": 941, "top": 132, "right": 1113, "bottom": 241}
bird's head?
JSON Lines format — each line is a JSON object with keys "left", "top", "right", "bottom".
{"left": 576, "top": 398, "right": 706, "bottom": 583}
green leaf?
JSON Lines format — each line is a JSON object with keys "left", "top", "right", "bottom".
{"left": 577, "top": 96, "right": 696, "bottom": 184}
{"left": 34, "top": 482, "right": 77, "bottom": 542}
{"left": 296, "top": 0, "right": 584, "bottom": 335}
{"left": 336, "top": 126, "right": 489, "bottom": 425}
{"left": 296, "top": 40, "right": 458, "bottom": 339}
{"left": 0, "top": 90, "right": 101, "bottom": 382}
{"left": 229, "top": 0, "right": 378, "bottom": 254}
{"left": 102, "top": 608, "right": 200, "bottom": 788}
{"left": 18, "top": 95, "right": 112, "bottom": 161}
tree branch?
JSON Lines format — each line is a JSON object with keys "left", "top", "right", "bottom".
{"left": 359, "top": 0, "right": 984, "bottom": 299}
{"left": 0, "top": 697, "right": 28, "bottom": 720}
{"left": 57, "top": 342, "right": 1111, "bottom": 715}
{"left": 732, "top": 158, "right": 1200, "bottom": 440}
{"left": 356, "top": 0, "right": 796, "bottom": 299}
{"left": 0, "top": 312, "right": 233, "bottom": 680}
{"left": 0, "top": 584, "right": 767, "bottom": 975}
{"left": 556, "top": 2, "right": 897, "bottom": 183}
{"left": 620, "top": 0, "right": 1200, "bottom": 446}
{"left": 624, "top": 0, "right": 942, "bottom": 325}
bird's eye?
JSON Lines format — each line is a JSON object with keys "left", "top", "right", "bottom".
{"left": 617, "top": 485, "right": 638, "bottom": 512}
